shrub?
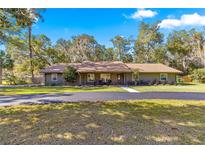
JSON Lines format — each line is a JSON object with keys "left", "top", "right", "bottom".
{"left": 127, "top": 80, "right": 135, "bottom": 86}
{"left": 4, "top": 72, "right": 27, "bottom": 85}
{"left": 155, "top": 80, "right": 160, "bottom": 85}
{"left": 170, "top": 81, "right": 176, "bottom": 85}
{"left": 63, "top": 66, "right": 78, "bottom": 83}
{"left": 160, "top": 80, "right": 168, "bottom": 85}
{"left": 137, "top": 80, "right": 149, "bottom": 86}
{"left": 132, "top": 72, "right": 139, "bottom": 82}
{"left": 181, "top": 75, "right": 192, "bottom": 82}
{"left": 149, "top": 79, "right": 157, "bottom": 85}
{"left": 51, "top": 82, "right": 58, "bottom": 86}
{"left": 190, "top": 69, "right": 205, "bottom": 83}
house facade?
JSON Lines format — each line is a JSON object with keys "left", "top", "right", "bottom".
{"left": 41, "top": 61, "right": 182, "bottom": 86}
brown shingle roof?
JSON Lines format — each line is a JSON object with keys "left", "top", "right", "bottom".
{"left": 40, "top": 63, "right": 81, "bottom": 73}
{"left": 125, "top": 63, "right": 182, "bottom": 73}
{"left": 41, "top": 61, "right": 132, "bottom": 73}
{"left": 41, "top": 61, "right": 182, "bottom": 74}
{"left": 77, "top": 61, "right": 132, "bottom": 73}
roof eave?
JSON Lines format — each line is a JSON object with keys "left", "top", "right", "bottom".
{"left": 138, "top": 71, "right": 182, "bottom": 73}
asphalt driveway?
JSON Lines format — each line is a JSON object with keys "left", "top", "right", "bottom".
{"left": 1, "top": 92, "right": 205, "bottom": 106}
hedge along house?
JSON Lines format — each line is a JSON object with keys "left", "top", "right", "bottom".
{"left": 41, "top": 61, "right": 182, "bottom": 86}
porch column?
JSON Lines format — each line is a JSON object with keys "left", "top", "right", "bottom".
{"left": 124, "top": 73, "right": 126, "bottom": 85}
{"left": 40, "top": 73, "right": 45, "bottom": 85}
{"left": 79, "top": 73, "right": 82, "bottom": 85}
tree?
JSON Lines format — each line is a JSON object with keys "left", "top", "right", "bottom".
{"left": 5, "top": 34, "right": 32, "bottom": 81}
{"left": 0, "top": 9, "right": 44, "bottom": 83}
{"left": 166, "top": 29, "right": 203, "bottom": 73}
{"left": 123, "top": 53, "right": 133, "bottom": 63}
{"left": 134, "top": 22, "right": 165, "bottom": 63}
{"left": 104, "top": 48, "right": 115, "bottom": 61}
{"left": 190, "top": 68, "right": 205, "bottom": 83}
{"left": 54, "top": 38, "right": 72, "bottom": 63}
{"left": 31, "top": 34, "right": 54, "bottom": 67}
{"left": 0, "top": 50, "right": 14, "bottom": 84}
{"left": 111, "top": 35, "right": 133, "bottom": 62}
{"left": 70, "top": 34, "right": 96, "bottom": 62}
{"left": 93, "top": 44, "right": 106, "bottom": 61}
{"left": 63, "top": 66, "right": 78, "bottom": 83}
{"left": 0, "top": 9, "right": 24, "bottom": 44}
{"left": 5, "top": 33, "right": 55, "bottom": 83}
{"left": 190, "top": 29, "right": 205, "bottom": 67}
{"left": 68, "top": 34, "right": 106, "bottom": 62}
{"left": 25, "top": 9, "right": 44, "bottom": 83}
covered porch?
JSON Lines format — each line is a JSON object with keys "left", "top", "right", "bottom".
{"left": 78, "top": 72, "right": 133, "bottom": 85}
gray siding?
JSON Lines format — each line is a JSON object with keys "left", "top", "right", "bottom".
{"left": 139, "top": 73, "right": 176, "bottom": 82}
{"left": 44, "top": 72, "right": 177, "bottom": 86}
{"left": 125, "top": 73, "right": 133, "bottom": 82}
{"left": 45, "top": 73, "right": 80, "bottom": 86}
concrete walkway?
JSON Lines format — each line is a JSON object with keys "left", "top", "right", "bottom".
{"left": 121, "top": 87, "right": 140, "bottom": 93}
{"left": 1, "top": 92, "right": 205, "bottom": 106}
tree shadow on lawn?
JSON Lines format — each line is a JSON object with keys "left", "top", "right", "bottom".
{"left": 178, "top": 83, "right": 198, "bottom": 86}
{"left": 0, "top": 100, "right": 205, "bottom": 145}
{"left": 0, "top": 93, "right": 74, "bottom": 104}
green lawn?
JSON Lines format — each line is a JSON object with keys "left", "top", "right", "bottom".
{"left": 131, "top": 83, "right": 205, "bottom": 92}
{"left": 0, "top": 86, "right": 125, "bottom": 95}
{"left": 1, "top": 99, "right": 205, "bottom": 144}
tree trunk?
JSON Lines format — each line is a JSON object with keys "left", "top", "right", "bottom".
{"left": 0, "top": 60, "right": 2, "bottom": 85}
{"left": 28, "top": 25, "right": 34, "bottom": 83}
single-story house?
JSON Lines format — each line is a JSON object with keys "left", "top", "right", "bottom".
{"left": 41, "top": 61, "right": 182, "bottom": 86}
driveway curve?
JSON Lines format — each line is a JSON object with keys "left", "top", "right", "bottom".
{"left": 1, "top": 92, "right": 205, "bottom": 106}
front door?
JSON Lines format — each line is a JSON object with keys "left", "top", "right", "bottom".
{"left": 117, "top": 73, "right": 124, "bottom": 85}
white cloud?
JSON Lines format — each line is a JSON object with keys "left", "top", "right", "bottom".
{"left": 129, "top": 9, "right": 158, "bottom": 19}
{"left": 159, "top": 13, "right": 205, "bottom": 28}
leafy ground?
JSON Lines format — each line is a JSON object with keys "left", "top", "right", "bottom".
{"left": 132, "top": 83, "right": 205, "bottom": 92}
{"left": 0, "top": 86, "right": 125, "bottom": 95}
{"left": 1, "top": 99, "right": 205, "bottom": 144}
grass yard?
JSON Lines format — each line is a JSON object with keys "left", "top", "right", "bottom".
{"left": 131, "top": 83, "right": 205, "bottom": 93}
{"left": 0, "top": 86, "right": 125, "bottom": 95}
{"left": 1, "top": 99, "right": 205, "bottom": 144}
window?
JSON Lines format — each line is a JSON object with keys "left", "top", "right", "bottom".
{"left": 160, "top": 73, "right": 168, "bottom": 81}
{"left": 100, "top": 73, "right": 111, "bottom": 82}
{"left": 87, "top": 73, "right": 95, "bottom": 82}
{"left": 51, "top": 73, "right": 58, "bottom": 81}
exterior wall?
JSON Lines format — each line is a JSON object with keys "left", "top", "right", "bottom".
{"left": 44, "top": 72, "right": 177, "bottom": 86}
{"left": 111, "top": 73, "right": 118, "bottom": 84}
{"left": 45, "top": 73, "right": 80, "bottom": 86}
{"left": 167, "top": 73, "right": 177, "bottom": 82}
{"left": 80, "top": 73, "right": 86, "bottom": 85}
{"left": 125, "top": 73, "right": 133, "bottom": 83}
{"left": 139, "top": 73, "right": 176, "bottom": 83}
